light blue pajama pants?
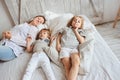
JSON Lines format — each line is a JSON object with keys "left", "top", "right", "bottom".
{"left": 22, "top": 52, "right": 56, "bottom": 80}
{"left": 0, "top": 46, "right": 16, "bottom": 61}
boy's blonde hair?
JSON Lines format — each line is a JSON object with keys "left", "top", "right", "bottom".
{"left": 36, "top": 28, "right": 51, "bottom": 40}
{"left": 67, "top": 16, "right": 84, "bottom": 29}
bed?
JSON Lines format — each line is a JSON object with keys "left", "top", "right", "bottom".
{"left": 0, "top": 11, "right": 120, "bottom": 80}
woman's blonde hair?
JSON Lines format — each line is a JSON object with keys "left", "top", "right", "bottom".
{"left": 27, "top": 15, "right": 46, "bottom": 24}
{"left": 67, "top": 16, "right": 84, "bottom": 29}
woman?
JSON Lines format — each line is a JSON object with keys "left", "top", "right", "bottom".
{"left": 0, "top": 15, "right": 46, "bottom": 61}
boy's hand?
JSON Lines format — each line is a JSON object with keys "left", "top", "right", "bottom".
{"left": 50, "top": 36, "right": 56, "bottom": 43}
{"left": 49, "top": 36, "right": 56, "bottom": 46}
{"left": 26, "top": 36, "right": 32, "bottom": 43}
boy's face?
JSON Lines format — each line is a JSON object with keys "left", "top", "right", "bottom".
{"left": 71, "top": 17, "right": 82, "bottom": 29}
{"left": 39, "top": 30, "right": 49, "bottom": 39}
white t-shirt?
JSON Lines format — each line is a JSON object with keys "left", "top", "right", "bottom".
{"left": 1, "top": 23, "right": 47, "bottom": 57}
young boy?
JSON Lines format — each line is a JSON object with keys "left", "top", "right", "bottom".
{"left": 22, "top": 28, "right": 56, "bottom": 80}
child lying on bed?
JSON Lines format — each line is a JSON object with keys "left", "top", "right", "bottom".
{"left": 56, "top": 16, "right": 85, "bottom": 80}
{"left": 22, "top": 28, "right": 56, "bottom": 80}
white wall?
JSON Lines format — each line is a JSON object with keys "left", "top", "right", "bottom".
{"left": 0, "top": 0, "right": 14, "bottom": 39}
{"left": 103, "top": 0, "right": 120, "bottom": 23}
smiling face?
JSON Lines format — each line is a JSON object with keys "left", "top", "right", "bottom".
{"left": 38, "top": 29, "right": 51, "bottom": 39}
{"left": 71, "top": 16, "right": 83, "bottom": 29}
{"left": 32, "top": 16, "right": 45, "bottom": 26}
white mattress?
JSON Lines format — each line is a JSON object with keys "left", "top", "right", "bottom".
{"left": 0, "top": 19, "right": 120, "bottom": 80}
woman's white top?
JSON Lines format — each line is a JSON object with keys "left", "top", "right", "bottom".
{"left": 0, "top": 23, "right": 41, "bottom": 57}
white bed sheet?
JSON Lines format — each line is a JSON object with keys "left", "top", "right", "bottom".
{"left": 0, "top": 19, "right": 120, "bottom": 80}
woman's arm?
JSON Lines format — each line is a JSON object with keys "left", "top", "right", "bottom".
{"left": 73, "top": 28, "right": 85, "bottom": 44}
{"left": 56, "top": 33, "right": 62, "bottom": 52}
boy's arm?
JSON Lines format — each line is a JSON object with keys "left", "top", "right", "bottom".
{"left": 56, "top": 33, "right": 62, "bottom": 52}
{"left": 48, "top": 35, "right": 56, "bottom": 46}
{"left": 26, "top": 37, "right": 33, "bottom": 53}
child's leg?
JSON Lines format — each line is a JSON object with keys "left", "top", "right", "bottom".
{"left": 22, "top": 52, "right": 39, "bottom": 80}
{"left": 68, "top": 53, "right": 80, "bottom": 80}
{"left": 61, "top": 57, "right": 71, "bottom": 80}
{"left": 38, "top": 52, "right": 56, "bottom": 80}
{"left": 60, "top": 48, "right": 71, "bottom": 80}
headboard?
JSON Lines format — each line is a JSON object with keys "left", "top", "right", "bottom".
{"left": 4, "top": 0, "right": 104, "bottom": 25}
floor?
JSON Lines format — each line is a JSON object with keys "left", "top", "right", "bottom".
{"left": 96, "top": 21, "right": 120, "bottom": 60}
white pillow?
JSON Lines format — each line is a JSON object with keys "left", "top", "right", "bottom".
{"left": 44, "top": 11, "right": 95, "bottom": 36}
{"left": 79, "top": 15, "right": 95, "bottom": 30}
{"left": 37, "top": 24, "right": 48, "bottom": 31}
{"left": 44, "top": 11, "right": 60, "bottom": 21}
{"left": 48, "top": 13, "right": 74, "bottom": 36}
{"left": 44, "top": 11, "right": 74, "bottom": 36}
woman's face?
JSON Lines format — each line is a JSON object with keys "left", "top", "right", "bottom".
{"left": 71, "top": 17, "right": 82, "bottom": 29}
{"left": 32, "top": 16, "right": 45, "bottom": 26}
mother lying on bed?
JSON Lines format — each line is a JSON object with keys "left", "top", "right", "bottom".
{"left": 0, "top": 15, "right": 46, "bottom": 61}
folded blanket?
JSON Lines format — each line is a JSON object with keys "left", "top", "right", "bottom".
{"left": 78, "top": 29, "right": 95, "bottom": 75}
{"left": 44, "top": 39, "right": 63, "bottom": 68}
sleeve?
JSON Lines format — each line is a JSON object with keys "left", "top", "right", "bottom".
{"left": 10, "top": 23, "right": 27, "bottom": 47}
{"left": 78, "top": 29, "right": 87, "bottom": 38}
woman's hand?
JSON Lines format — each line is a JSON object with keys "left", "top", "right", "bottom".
{"left": 2, "top": 31, "right": 11, "bottom": 39}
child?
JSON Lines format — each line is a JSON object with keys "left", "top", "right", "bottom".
{"left": 56, "top": 16, "right": 85, "bottom": 80}
{"left": 22, "top": 28, "right": 56, "bottom": 80}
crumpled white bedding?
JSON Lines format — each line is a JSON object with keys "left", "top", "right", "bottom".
{"left": 0, "top": 16, "right": 120, "bottom": 80}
